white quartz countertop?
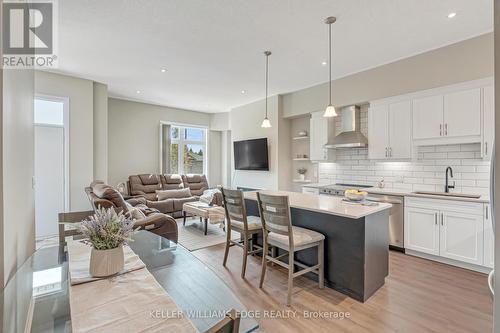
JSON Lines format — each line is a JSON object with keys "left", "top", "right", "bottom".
{"left": 301, "top": 182, "right": 330, "bottom": 188}
{"left": 244, "top": 190, "right": 391, "bottom": 219}
{"left": 365, "top": 187, "right": 490, "bottom": 203}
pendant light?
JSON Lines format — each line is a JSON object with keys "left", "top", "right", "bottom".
{"left": 323, "top": 16, "right": 337, "bottom": 117}
{"left": 261, "top": 51, "right": 272, "bottom": 128}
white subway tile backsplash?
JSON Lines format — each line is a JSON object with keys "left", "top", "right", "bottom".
{"left": 317, "top": 111, "right": 490, "bottom": 194}
{"left": 318, "top": 142, "right": 490, "bottom": 195}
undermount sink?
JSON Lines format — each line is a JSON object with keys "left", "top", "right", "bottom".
{"left": 412, "top": 191, "right": 481, "bottom": 199}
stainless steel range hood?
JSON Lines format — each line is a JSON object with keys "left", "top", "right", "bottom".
{"left": 324, "top": 105, "right": 368, "bottom": 148}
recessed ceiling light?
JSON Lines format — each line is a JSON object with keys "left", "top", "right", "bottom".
{"left": 447, "top": 12, "right": 457, "bottom": 19}
{"left": 321, "top": 61, "right": 327, "bottom": 66}
{"left": 136, "top": 90, "right": 141, "bottom": 94}
{"left": 241, "top": 90, "right": 246, "bottom": 94}
{"left": 161, "top": 68, "right": 167, "bottom": 73}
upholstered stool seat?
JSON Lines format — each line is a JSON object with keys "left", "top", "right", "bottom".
{"left": 230, "top": 215, "right": 262, "bottom": 231}
{"left": 268, "top": 226, "right": 325, "bottom": 250}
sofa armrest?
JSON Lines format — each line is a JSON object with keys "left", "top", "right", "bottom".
{"left": 134, "top": 213, "right": 178, "bottom": 243}
{"left": 212, "top": 192, "right": 223, "bottom": 206}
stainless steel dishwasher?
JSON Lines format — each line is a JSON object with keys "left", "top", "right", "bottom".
{"left": 367, "top": 193, "right": 404, "bottom": 251}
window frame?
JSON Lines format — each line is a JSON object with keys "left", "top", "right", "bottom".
{"left": 159, "top": 121, "right": 208, "bottom": 176}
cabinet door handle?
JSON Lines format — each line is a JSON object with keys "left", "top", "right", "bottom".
{"left": 441, "top": 213, "right": 444, "bottom": 226}
{"left": 444, "top": 123, "right": 448, "bottom": 136}
{"left": 434, "top": 213, "right": 438, "bottom": 225}
{"left": 389, "top": 147, "right": 392, "bottom": 157}
{"left": 486, "top": 205, "right": 489, "bottom": 220}
{"left": 385, "top": 147, "right": 388, "bottom": 158}
{"left": 485, "top": 142, "right": 488, "bottom": 156}
{"left": 440, "top": 124, "right": 442, "bottom": 136}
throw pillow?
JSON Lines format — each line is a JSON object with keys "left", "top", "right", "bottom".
{"left": 156, "top": 188, "right": 192, "bottom": 200}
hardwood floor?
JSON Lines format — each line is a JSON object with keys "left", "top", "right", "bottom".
{"left": 193, "top": 244, "right": 492, "bottom": 333}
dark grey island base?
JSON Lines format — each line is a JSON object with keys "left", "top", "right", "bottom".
{"left": 245, "top": 198, "right": 390, "bottom": 302}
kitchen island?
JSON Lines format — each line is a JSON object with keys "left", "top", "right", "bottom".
{"left": 244, "top": 190, "right": 391, "bottom": 302}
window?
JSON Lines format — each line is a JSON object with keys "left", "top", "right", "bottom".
{"left": 34, "top": 99, "right": 64, "bottom": 126}
{"left": 161, "top": 124, "right": 207, "bottom": 175}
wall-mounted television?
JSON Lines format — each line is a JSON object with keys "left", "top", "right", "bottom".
{"left": 234, "top": 138, "right": 269, "bottom": 171}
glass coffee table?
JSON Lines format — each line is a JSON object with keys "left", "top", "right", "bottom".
{"left": 2, "top": 230, "right": 259, "bottom": 333}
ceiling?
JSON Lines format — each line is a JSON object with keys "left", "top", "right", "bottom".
{"left": 54, "top": 0, "right": 493, "bottom": 113}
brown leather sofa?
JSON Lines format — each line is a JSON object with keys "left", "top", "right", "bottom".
{"left": 85, "top": 183, "right": 178, "bottom": 243}
{"left": 127, "top": 174, "right": 222, "bottom": 217}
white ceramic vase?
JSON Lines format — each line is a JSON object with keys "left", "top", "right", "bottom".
{"left": 299, "top": 174, "right": 305, "bottom": 181}
{"left": 89, "top": 245, "right": 124, "bottom": 277}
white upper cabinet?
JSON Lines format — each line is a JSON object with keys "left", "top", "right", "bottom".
{"left": 309, "top": 111, "right": 328, "bottom": 161}
{"left": 368, "top": 100, "right": 411, "bottom": 160}
{"left": 368, "top": 104, "right": 389, "bottom": 159}
{"left": 388, "top": 101, "right": 412, "bottom": 159}
{"left": 411, "top": 80, "right": 489, "bottom": 146}
{"left": 482, "top": 85, "right": 494, "bottom": 160}
{"left": 412, "top": 95, "right": 443, "bottom": 140}
{"left": 443, "top": 88, "right": 481, "bottom": 138}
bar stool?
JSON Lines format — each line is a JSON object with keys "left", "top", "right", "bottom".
{"left": 256, "top": 192, "right": 325, "bottom": 306}
{"left": 221, "top": 188, "right": 263, "bottom": 278}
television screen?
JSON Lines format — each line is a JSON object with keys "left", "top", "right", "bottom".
{"left": 234, "top": 138, "right": 269, "bottom": 171}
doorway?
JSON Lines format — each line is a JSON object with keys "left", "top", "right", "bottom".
{"left": 34, "top": 96, "right": 69, "bottom": 240}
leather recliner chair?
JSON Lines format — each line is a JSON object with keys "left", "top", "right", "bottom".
{"left": 85, "top": 183, "right": 179, "bottom": 243}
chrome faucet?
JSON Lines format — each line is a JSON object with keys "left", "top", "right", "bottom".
{"left": 445, "top": 166, "right": 455, "bottom": 193}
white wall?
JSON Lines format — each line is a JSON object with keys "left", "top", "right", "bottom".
{"left": 34, "top": 71, "right": 94, "bottom": 210}
{"left": 229, "top": 95, "right": 291, "bottom": 190}
{"left": 93, "top": 82, "right": 108, "bottom": 182}
{"left": 107, "top": 98, "right": 212, "bottom": 186}
{"left": 283, "top": 33, "right": 494, "bottom": 118}
{"left": 208, "top": 130, "right": 222, "bottom": 185}
{"left": 2, "top": 67, "right": 35, "bottom": 284}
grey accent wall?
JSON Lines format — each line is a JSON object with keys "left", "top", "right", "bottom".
{"left": 107, "top": 98, "right": 212, "bottom": 187}
{"left": 93, "top": 82, "right": 108, "bottom": 182}
{"left": 283, "top": 33, "right": 494, "bottom": 118}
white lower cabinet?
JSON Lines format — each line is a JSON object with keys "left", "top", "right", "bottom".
{"left": 405, "top": 197, "right": 489, "bottom": 270}
{"left": 483, "top": 204, "right": 494, "bottom": 268}
{"left": 405, "top": 207, "right": 440, "bottom": 255}
{"left": 439, "top": 211, "right": 483, "bottom": 265}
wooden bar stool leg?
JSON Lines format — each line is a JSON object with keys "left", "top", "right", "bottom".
{"left": 287, "top": 251, "right": 294, "bottom": 306}
{"left": 259, "top": 240, "right": 268, "bottom": 288}
{"left": 318, "top": 240, "right": 325, "bottom": 289}
{"left": 241, "top": 233, "right": 248, "bottom": 278}
{"left": 223, "top": 228, "right": 231, "bottom": 267}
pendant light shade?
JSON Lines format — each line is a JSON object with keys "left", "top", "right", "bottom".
{"left": 261, "top": 117, "right": 271, "bottom": 128}
{"left": 261, "top": 51, "right": 272, "bottom": 128}
{"left": 323, "top": 16, "right": 337, "bottom": 118}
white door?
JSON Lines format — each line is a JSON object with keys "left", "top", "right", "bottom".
{"left": 388, "top": 100, "right": 412, "bottom": 159}
{"left": 483, "top": 204, "right": 494, "bottom": 268}
{"left": 412, "top": 95, "right": 443, "bottom": 140}
{"left": 34, "top": 97, "right": 67, "bottom": 240}
{"left": 309, "top": 111, "right": 328, "bottom": 161}
{"left": 35, "top": 125, "right": 65, "bottom": 238}
{"left": 368, "top": 104, "right": 389, "bottom": 159}
{"left": 443, "top": 88, "right": 481, "bottom": 138}
{"left": 440, "top": 211, "right": 484, "bottom": 265}
{"left": 482, "top": 85, "right": 495, "bottom": 159}
{"left": 405, "top": 207, "right": 440, "bottom": 255}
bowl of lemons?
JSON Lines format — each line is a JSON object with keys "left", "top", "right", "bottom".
{"left": 344, "top": 189, "right": 368, "bottom": 202}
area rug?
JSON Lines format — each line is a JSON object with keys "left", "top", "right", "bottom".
{"left": 176, "top": 218, "right": 241, "bottom": 251}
